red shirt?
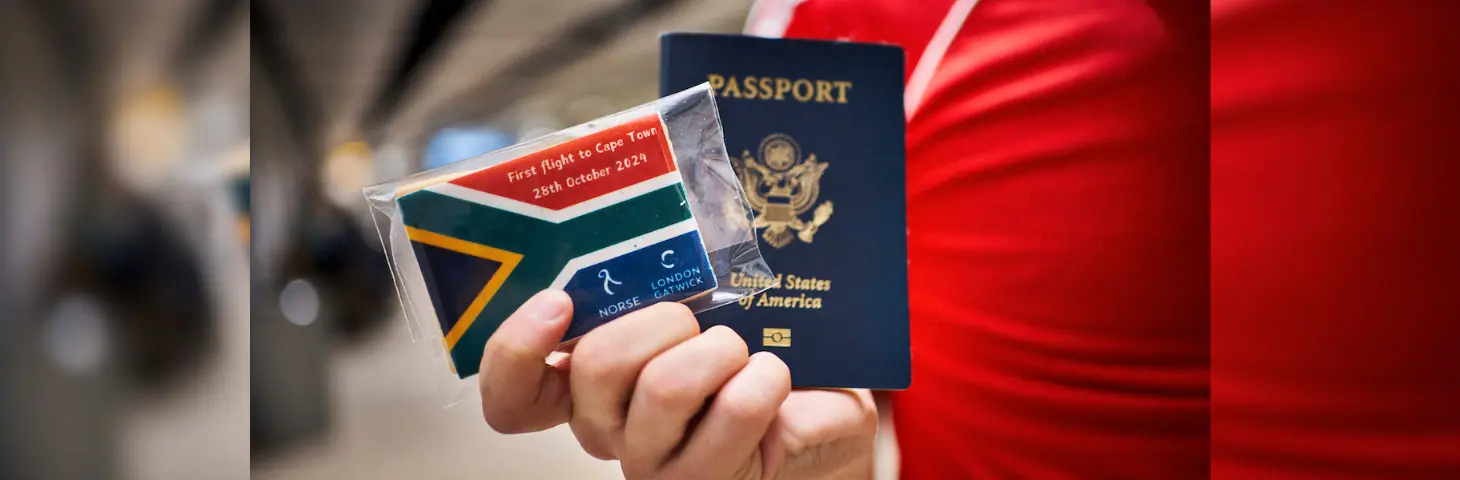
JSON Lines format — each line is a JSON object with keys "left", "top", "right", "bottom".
{"left": 766, "top": 0, "right": 1210, "bottom": 477}
{"left": 1211, "top": 1, "right": 1460, "bottom": 477}
{"left": 767, "top": 0, "right": 1460, "bottom": 477}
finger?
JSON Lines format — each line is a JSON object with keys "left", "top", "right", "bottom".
{"left": 569, "top": 302, "right": 700, "bottom": 459}
{"left": 762, "top": 389, "right": 878, "bottom": 479}
{"left": 666, "top": 351, "right": 792, "bottom": 479}
{"left": 479, "top": 289, "right": 574, "bottom": 434}
{"left": 621, "top": 326, "right": 749, "bottom": 477}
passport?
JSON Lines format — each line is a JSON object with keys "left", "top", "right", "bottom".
{"left": 661, "top": 33, "right": 910, "bottom": 389}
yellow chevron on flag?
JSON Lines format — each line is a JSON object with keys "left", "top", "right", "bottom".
{"left": 405, "top": 226, "right": 523, "bottom": 350}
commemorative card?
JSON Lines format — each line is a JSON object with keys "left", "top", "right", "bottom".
{"left": 395, "top": 115, "right": 716, "bottom": 378}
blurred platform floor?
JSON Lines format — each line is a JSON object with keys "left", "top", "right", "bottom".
{"left": 119, "top": 208, "right": 251, "bottom": 480}
{"left": 251, "top": 316, "right": 899, "bottom": 480}
{"left": 250, "top": 319, "right": 625, "bottom": 479}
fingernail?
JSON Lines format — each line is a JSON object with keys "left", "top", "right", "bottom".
{"left": 526, "top": 290, "right": 569, "bottom": 323}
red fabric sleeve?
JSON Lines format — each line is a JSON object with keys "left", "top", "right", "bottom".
{"left": 1212, "top": 1, "right": 1460, "bottom": 477}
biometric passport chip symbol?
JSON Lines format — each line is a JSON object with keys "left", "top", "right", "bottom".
{"left": 396, "top": 115, "right": 717, "bottom": 378}
{"left": 763, "top": 328, "right": 791, "bottom": 347}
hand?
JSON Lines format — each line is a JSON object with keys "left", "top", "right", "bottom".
{"left": 478, "top": 290, "right": 878, "bottom": 479}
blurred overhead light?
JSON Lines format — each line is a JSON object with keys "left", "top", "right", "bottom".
{"left": 324, "top": 140, "right": 373, "bottom": 210}
{"left": 110, "top": 84, "right": 187, "bottom": 190}
{"left": 423, "top": 125, "right": 512, "bottom": 170}
{"left": 42, "top": 293, "right": 112, "bottom": 376}
{"left": 279, "top": 279, "right": 321, "bottom": 328}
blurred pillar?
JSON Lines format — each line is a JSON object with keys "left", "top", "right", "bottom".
{"left": 249, "top": 53, "right": 332, "bottom": 456}
{"left": 0, "top": 3, "right": 120, "bottom": 478}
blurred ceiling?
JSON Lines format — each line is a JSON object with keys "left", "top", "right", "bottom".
{"left": 44, "top": 0, "right": 751, "bottom": 170}
{"left": 250, "top": 0, "right": 753, "bottom": 162}
{"left": 254, "top": 0, "right": 418, "bottom": 148}
{"left": 64, "top": 0, "right": 246, "bottom": 100}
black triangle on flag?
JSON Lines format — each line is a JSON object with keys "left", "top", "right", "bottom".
{"left": 411, "top": 240, "right": 504, "bottom": 335}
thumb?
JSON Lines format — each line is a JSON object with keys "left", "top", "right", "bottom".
{"left": 479, "top": 289, "right": 574, "bottom": 434}
{"left": 761, "top": 389, "right": 878, "bottom": 479}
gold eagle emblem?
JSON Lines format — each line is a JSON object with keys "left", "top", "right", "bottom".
{"left": 737, "top": 134, "right": 833, "bottom": 248}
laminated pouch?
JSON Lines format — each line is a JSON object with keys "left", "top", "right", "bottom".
{"left": 365, "top": 84, "right": 776, "bottom": 406}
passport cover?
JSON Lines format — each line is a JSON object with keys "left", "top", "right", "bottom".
{"left": 661, "top": 33, "right": 910, "bottom": 389}
{"left": 397, "top": 115, "right": 715, "bottom": 378}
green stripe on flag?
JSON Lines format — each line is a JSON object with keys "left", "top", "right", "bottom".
{"left": 398, "top": 184, "right": 696, "bottom": 375}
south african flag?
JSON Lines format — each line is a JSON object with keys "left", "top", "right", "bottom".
{"left": 397, "top": 115, "right": 716, "bottom": 378}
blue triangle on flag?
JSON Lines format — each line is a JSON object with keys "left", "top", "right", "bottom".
{"left": 411, "top": 239, "right": 504, "bottom": 334}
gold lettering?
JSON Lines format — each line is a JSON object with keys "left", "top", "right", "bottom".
{"left": 731, "top": 272, "right": 786, "bottom": 290}
{"left": 833, "top": 81, "right": 852, "bottom": 103}
{"left": 707, "top": 74, "right": 724, "bottom": 94}
{"left": 779, "top": 274, "right": 832, "bottom": 291}
{"left": 708, "top": 76, "right": 851, "bottom": 103}
{"left": 774, "top": 78, "right": 792, "bottom": 100}
{"left": 744, "top": 291, "right": 826, "bottom": 309}
{"left": 815, "top": 80, "right": 834, "bottom": 103}
{"left": 792, "top": 79, "right": 814, "bottom": 102}
{"left": 722, "top": 76, "right": 742, "bottom": 98}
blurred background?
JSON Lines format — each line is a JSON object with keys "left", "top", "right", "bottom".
{"left": 249, "top": 1, "right": 761, "bottom": 477}
{"left": 2, "top": 1, "right": 886, "bottom": 478}
{"left": 246, "top": 0, "right": 762, "bottom": 478}
{"left": 2, "top": 0, "right": 249, "bottom": 479}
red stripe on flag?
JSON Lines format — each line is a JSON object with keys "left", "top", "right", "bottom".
{"left": 450, "top": 115, "right": 678, "bottom": 210}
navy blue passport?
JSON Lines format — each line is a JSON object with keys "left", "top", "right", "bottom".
{"left": 660, "top": 33, "right": 910, "bottom": 389}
